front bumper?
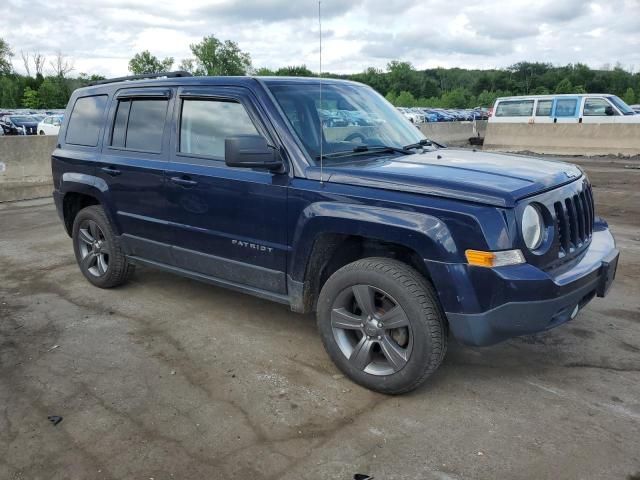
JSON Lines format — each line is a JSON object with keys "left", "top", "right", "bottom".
{"left": 444, "top": 226, "right": 619, "bottom": 346}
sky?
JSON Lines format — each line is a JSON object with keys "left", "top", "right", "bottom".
{"left": 2, "top": 0, "right": 640, "bottom": 77}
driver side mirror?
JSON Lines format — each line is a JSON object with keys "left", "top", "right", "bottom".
{"left": 604, "top": 106, "right": 615, "bottom": 116}
{"left": 225, "top": 135, "right": 283, "bottom": 171}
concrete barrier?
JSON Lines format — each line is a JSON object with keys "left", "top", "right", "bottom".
{"left": 0, "top": 136, "right": 56, "bottom": 202}
{"left": 483, "top": 123, "right": 640, "bottom": 156}
{"left": 419, "top": 120, "right": 487, "bottom": 146}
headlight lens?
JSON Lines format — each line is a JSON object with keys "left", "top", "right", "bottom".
{"left": 522, "top": 204, "right": 544, "bottom": 250}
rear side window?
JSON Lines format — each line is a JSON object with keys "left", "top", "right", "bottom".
{"left": 66, "top": 95, "right": 108, "bottom": 146}
{"left": 555, "top": 98, "right": 578, "bottom": 117}
{"left": 495, "top": 100, "right": 534, "bottom": 117}
{"left": 111, "top": 98, "right": 168, "bottom": 152}
{"left": 179, "top": 99, "right": 259, "bottom": 160}
{"left": 536, "top": 100, "right": 553, "bottom": 116}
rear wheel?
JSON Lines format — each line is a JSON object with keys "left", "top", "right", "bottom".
{"left": 317, "top": 258, "right": 446, "bottom": 394}
{"left": 72, "top": 205, "right": 134, "bottom": 288}
{"left": 39, "top": 130, "right": 45, "bottom": 135}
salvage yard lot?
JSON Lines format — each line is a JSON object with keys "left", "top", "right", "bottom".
{"left": 1, "top": 156, "right": 639, "bottom": 479}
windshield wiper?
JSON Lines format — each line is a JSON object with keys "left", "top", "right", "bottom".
{"left": 315, "top": 144, "right": 413, "bottom": 160}
{"left": 403, "top": 138, "right": 447, "bottom": 150}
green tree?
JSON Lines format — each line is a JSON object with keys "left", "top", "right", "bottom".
{"left": 394, "top": 90, "right": 416, "bottom": 107}
{"left": 0, "top": 76, "right": 20, "bottom": 107}
{"left": 22, "top": 86, "right": 39, "bottom": 108}
{"left": 254, "top": 67, "right": 275, "bottom": 76}
{"left": 385, "top": 91, "right": 397, "bottom": 105}
{"left": 554, "top": 78, "right": 574, "bottom": 94}
{"left": 440, "top": 88, "right": 472, "bottom": 108}
{"left": 188, "top": 35, "right": 251, "bottom": 76}
{"left": 0, "top": 38, "right": 13, "bottom": 74}
{"left": 623, "top": 87, "right": 636, "bottom": 105}
{"left": 387, "top": 61, "right": 421, "bottom": 98}
{"left": 128, "top": 50, "right": 174, "bottom": 75}
{"left": 37, "top": 77, "right": 69, "bottom": 108}
{"left": 275, "top": 65, "right": 313, "bottom": 76}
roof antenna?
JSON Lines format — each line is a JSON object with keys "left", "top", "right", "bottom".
{"left": 318, "top": 0, "right": 324, "bottom": 184}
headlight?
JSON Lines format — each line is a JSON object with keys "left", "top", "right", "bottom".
{"left": 521, "top": 204, "right": 544, "bottom": 250}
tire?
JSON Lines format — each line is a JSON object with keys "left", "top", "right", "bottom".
{"left": 39, "top": 130, "right": 45, "bottom": 135}
{"left": 317, "top": 258, "right": 446, "bottom": 394}
{"left": 72, "top": 205, "right": 134, "bottom": 288}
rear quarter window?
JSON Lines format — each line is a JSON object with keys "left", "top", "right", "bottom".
{"left": 65, "top": 95, "right": 108, "bottom": 146}
{"left": 495, "top": 100, "right": 534, "bottom": 117}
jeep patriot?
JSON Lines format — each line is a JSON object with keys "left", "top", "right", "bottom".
{"left": 52, "top": 72, "right": 619, "bottom": 394}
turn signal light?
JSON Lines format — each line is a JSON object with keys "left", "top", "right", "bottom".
{"left": 465, "top": 249, "right": 525, "bottom": 268}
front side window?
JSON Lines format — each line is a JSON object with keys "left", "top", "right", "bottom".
{"left": 179, "top": 99, "right": 259, "bottom": 159}
{"left": 66, "top": 95, "right": 108, "bottom": 146}
{"left": 110, "top": 98, "right": 168, "bottom": 152}
{"left": 495, "top": 100, "right": 534, "bottom": 117}
{"left": 583, "top": 98, "right": 614, "bottom": 116}
{"left": 536, "top": 100, "right": 553, "bottom": 116}
{"left": 555, "top": 98, "right": 578, "bottom": 117}
{"left": 268, "top": 82, "right": 426, "bottom": 163}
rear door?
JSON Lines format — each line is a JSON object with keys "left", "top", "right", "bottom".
{"left": 96, "top": 88, "right": 174, "bottom": 263}
{"left": 552, "top": 97, "right": 580, "bottom": 123}
{"left": 163, "top": 86, "right": 289, "bottom": 294}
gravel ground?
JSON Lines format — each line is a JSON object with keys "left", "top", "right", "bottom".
{"left": 0, "top": 156, "right": 639, "bottom": 480}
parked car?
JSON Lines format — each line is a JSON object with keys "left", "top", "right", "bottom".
{"left": 38, "top": 114, "right": 64, "bottom": 135}
{"left": 490, "top": 94, "right": 640, "bottom": 123}
{"left": 0, "top": 114, "right": 39, "bottom": 135}
{"left": 52, "top": 73, "right": 619, "bottom": 394}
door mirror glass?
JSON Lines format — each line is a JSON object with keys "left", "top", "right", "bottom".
{"left": 225, "top": 135, "right": 282, "bottom": 170}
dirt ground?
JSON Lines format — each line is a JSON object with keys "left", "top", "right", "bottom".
{"left": 0, "top": 156, "right": 639, "bottom": 480}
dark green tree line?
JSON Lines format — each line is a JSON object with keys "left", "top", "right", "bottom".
{"left": 2, "top": 35, "right": 639, "bottom": 109}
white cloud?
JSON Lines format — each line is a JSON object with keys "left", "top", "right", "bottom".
{"left": 2, "top": 0, "right": 639, "bottom": 77}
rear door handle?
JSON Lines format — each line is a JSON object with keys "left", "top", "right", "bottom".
{"left": 101, "top": 166, "right": 121, "bottom": 176}
{"left": 170, "top": 176, "right": 198, "bottom": 187}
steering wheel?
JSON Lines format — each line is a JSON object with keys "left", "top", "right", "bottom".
{"left": 344, "top": 132, "right": 367, "bottom": 144}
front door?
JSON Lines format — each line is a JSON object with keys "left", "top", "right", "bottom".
{"left": 164, "top": 86, "right": 289, "bottom": 295}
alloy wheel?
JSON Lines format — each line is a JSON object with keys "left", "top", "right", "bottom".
{"left": 77, "top": 219, "right": 110, "bottom": 277}
{"left": 331, "top": 284, "right": 413, "bottom": 376}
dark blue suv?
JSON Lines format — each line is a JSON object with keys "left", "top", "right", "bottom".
{"left": 52, "top": 73, "right": 619, "bottom": 394}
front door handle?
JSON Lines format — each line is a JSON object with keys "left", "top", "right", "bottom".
{"left": 170, "top": 176, "right": 198, "bottom": 187}
{"left": 101, "top": 166, "right": 121, "bottom": 176}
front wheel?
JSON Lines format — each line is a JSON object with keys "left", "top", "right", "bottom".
{"left": 317, "top": 258, "right": 447, "bottom": 394}
{"left": 72, "top": 205, "right": 134, "bottom": 288}
{"left": 39, "top": 130, "right": 45, "bottom": 135}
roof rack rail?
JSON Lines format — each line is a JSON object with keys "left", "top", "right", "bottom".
{"left": 88, "top": 70, "right": 192, "bottom": 86}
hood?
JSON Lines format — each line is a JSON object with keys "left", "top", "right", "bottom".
{"left": 309, "top": 148, "right": 582, "bottom": 207}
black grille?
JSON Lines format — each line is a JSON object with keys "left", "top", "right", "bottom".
{"left": 553, "top": 184, "right": 594, "bottom": 257}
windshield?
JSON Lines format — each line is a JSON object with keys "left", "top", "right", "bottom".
{"left": 9, "top": 116, "right": 37, "bottom": 123}
{"left": 608, "top": 96, "right": 635, "bottom": 115}
{"left": 267, "top": 82, "right": 428, "bottom": 163}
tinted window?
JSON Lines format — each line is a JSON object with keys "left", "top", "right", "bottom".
{"left": 495, "top": 100, "right": 534, "bottom": 117}
{"left": 66, "top": 95, "right": 108, "bottom": 146}
{"left": 536, "top": 100, "right": 553, "bottom": 116}
{"left": 126, "top": 100, "right": 168, "bottom": 151}
{"left": 583, "top": 98, "right": 613, "bottom": 116}
{"left": 111, "top": 100, "right": 131, "bottom": 148}
{"left": 179, "top": 99, "right": 259, "bottom": 159}
{"left": 555, "top": 98, "right": 578, "bottom": 117}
